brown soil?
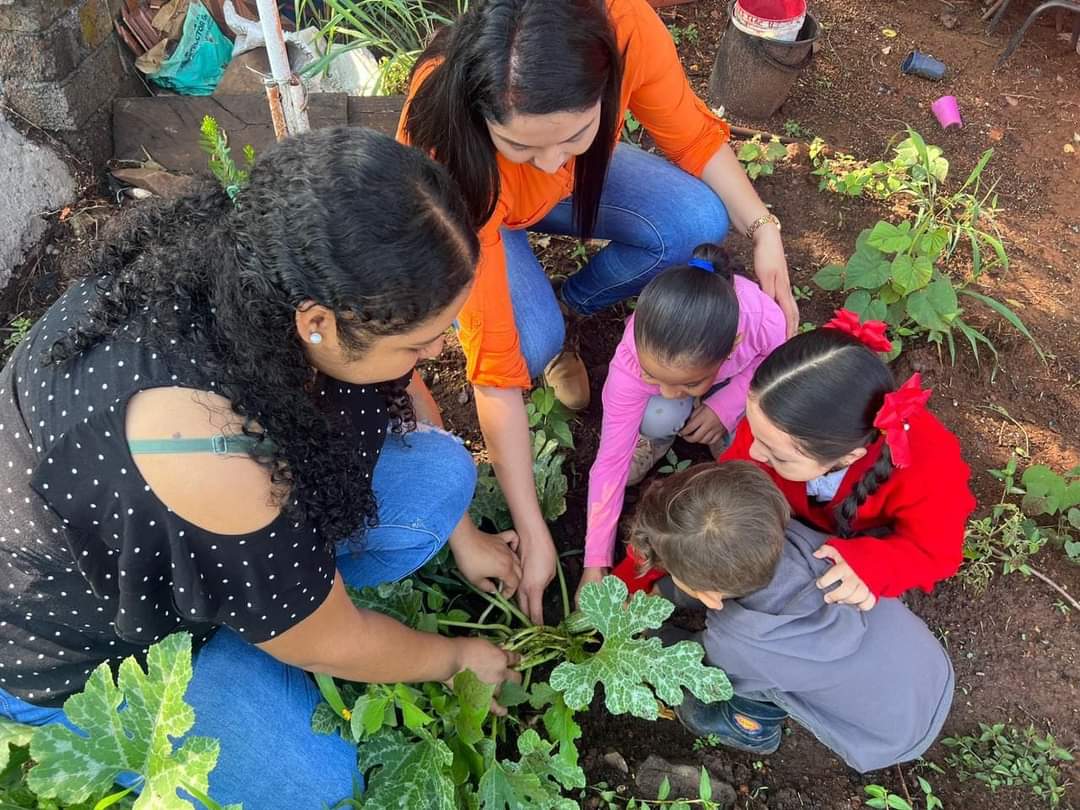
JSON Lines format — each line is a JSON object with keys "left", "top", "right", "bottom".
{"left": 3, "top": 1, "right": 1078, "bottom": 807}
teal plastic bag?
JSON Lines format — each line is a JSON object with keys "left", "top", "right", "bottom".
{"left": 149, "top": 2, "right": 233, "bottom": 96}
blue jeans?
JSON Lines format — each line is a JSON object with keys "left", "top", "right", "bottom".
{"left": 0, "top": 427, "right": 475, "bottom": 810}
{"left": 504, "top": 143, "right": 731, "bottom": 377}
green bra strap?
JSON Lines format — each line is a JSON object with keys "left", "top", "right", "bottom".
{"left": 128, "top": 434, "right": 267, "bottom": 456}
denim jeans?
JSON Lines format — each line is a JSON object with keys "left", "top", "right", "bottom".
{"left": 0, "top": 426, "right": 475, "bottom": 810}
{"left": 503, "top": 143, "right": 731, "bottom": 377}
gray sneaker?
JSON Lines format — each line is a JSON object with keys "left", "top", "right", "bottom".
{"left": 626, "top": 435, "right": 674, "bottom": 487}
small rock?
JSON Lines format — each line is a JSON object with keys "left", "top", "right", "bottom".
{"left": 457, "top": 388, "right": 471, "bottom": 405}
{"left": 1004, "top": 95, "right": 1020, "bottom": 106}
{"left": 635, "top": 755, "right": 737, "bottom": 806}
{"left": 940, "top": 12, "right": 958, "bottom": 29}
{"left": 603, "top": 750, "right": 629, "bottom": 774}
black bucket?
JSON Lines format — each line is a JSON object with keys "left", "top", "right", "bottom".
{"left": 708, "top": 5, "right": 820, "bottom": 121}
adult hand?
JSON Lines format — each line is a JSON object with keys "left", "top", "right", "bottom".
{"left": 574, "top": 566, "right": 609, "bottom": 608}
{"left": 453, "top": 637, "right": 521, "bottom": 715}
{"left": 679, "top": 403, "right": 727, "bottom": 447}
{"left": 813, "top": 545, "right": 878, "bottom": 611}
{"left": 752, "top": 226, "right": 799, "bottom": 337}
{"left": 451, "top": 525, "right": 522, "bottom": 597}
{"left": 516, "top": 524, "right": 557, "bottom": 624}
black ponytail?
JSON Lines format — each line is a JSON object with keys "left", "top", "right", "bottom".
{"left": 633, "top": 243, "right": 741, "bottom": 368}
{"left": 404, "top": 0, "right": 623, "bottom": 236}
{"left": 749, "top": 328, "right": 898, "bottom": 535}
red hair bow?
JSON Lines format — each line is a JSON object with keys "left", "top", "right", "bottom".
{"left": 824, "top": 309, "right": 893, "bottom": 353}
{"left": 873, "top": 373, "right": 932, "bottom": 468}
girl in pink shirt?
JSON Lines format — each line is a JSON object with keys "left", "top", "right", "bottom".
{"left": 577, "top": 245, "right": 786, "bottom": 600}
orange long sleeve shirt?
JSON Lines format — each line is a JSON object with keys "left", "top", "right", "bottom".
{"left": 397, "top": 0, "right": 731, "bottom": 389}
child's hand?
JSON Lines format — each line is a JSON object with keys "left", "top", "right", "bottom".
{"left": 813, "top": 545, "right": 878, "bottom": 611}
{"left": 679, "top": 403, "right": 727, "bottom": 447}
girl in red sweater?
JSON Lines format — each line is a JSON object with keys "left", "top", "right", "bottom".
{"left": 614, "top": 309, "right": 976, "bottom": 610}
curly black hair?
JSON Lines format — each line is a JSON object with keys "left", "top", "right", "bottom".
{"left": 46, "top": 127, "right": 478, "bottom": 543}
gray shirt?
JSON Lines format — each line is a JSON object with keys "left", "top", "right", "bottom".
{"left": 660, "top": 520, "right": 954, "bottom": 772}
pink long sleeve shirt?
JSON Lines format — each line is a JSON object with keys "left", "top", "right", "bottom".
{"left": 583, "top": 275, "right": 787, "bottom": 568}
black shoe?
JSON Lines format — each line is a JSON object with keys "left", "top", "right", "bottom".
{"left": 675, "top": 693, "right": 785, "bottom": 755}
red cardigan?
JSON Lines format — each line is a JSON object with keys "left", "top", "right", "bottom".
{"left": 613, "top": 410, "right": 976, "bottom": 598}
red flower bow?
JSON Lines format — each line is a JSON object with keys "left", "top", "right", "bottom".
{"left": 873, "top": 373, "right": 932, "bottom": 468}
{"left": 823, "top": 309, "right": 893, "bottom": 353}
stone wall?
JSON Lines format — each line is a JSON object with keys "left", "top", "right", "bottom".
{"left": 0, "top": 0, "right": 144, "bottom": 165}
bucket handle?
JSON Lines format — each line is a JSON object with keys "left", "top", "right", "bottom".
{"left": 748, "top": 35, "right": 815, "bottom": 74}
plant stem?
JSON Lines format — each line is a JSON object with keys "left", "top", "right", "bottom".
{"left": 455, "top": 572, "right": 534, "bottom": 627}
{"left": 555, "top": 554, "right": 571, "bottom": 621}
{"left": 314, "top": 672, "right": 350, "bottom": 719}
{"left": 1022, "top": 563, "right": 1080, "bottom": 612}
{"left": 436, "top": 618, "right": 513, "bottom": 636}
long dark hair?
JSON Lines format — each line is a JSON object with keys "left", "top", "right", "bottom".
{"left": 633, "top": 243, "right": 741, "bottom": 368}
{"left": 46, "top": 127, "right": 478, "bottom": 544}
{"left": 404, "top": 0, "right": 623, "bottom": 237}
{"left": 749, "top": 329, "right": 896, "bottom": 537}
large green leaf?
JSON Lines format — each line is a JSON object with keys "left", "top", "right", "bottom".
{"left": 0, "top": 717, "right": 33, "bottom": 772}
{"left": 845, "top": 248, "right": 891, "bottom": 290}
{"left": 451, "top": 671, "right": 495, "bottom": 747}
{"left": 890, "top": 254, "right": 933, "bottom": 295}
{"left": 1020, "top": 465, "right": 1074, "bottom": 516}
{"left": 28, "top": 633, "right": 221, "bottom": 809}
{"left": 843, "top": 291, "right": 887, "bottom": 322}
{"left": 358, "top": 729, "right": 456, "bottom": 810}
{"left": 906, "top": 278, "right": 958, "bottom": 333}
{"left": 812, "top": 263, "right": 846, "bottom": 291}
{"left": 476, "top": 731, "right": 583, "bottom": 810}
{"left": 548, "top": 578, "right": 732, "bottom": 720}
{"left": 866, "top": 221, "right": 913, "bottom": 254}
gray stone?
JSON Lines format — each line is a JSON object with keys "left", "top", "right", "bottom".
{"left": 0, "top": 0, "right": 78, "bottom": 34}
{"left": 0, "top": 114, "right": 75, "bottom": 290}
{"left": 634, "top": 754, "right": 738, "bottom": 807}
{"left": 0, "top": 0, "right": 119, "bottom": 81}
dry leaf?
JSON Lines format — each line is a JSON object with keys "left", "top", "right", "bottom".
{"left": 1004, "top": 95, "right": 1019, "bottom": 106}
{"left": 58, "top": 206, "right": 72, "bottom": 222}
{"left": 882, "top": 27, "right": 898, "bottom": 38}
{"left": 1005, "top": 298, "right": 1024, "bottom": 309}
{"left": 1065, "top": 143, "right": 1076, "bottom": 154}
{"left": 989, "top": 127, "right": 1004, "bottom": 142}
{"left": 881, "top": 45, "right": 892, "bottom": 55}
{"left": 1073, "top": 132, "right": 1080, "bottom": 143}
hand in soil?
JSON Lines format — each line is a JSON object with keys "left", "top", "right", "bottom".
{"left": 575, "top": 566, "right": 609, "bottom": 608}
{"left": 516, "top": 524, "right": 558, "bottom": 624}
{"left": 752, "top": 226, "right": 799, "bottom": 337}
{"left": 814, "top": 545, "right": 878, "bottom": 611}
{"left": 451, "top": 526, "right": 523, "bottom": 597}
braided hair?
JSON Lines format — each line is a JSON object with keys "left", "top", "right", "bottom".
{"left": 749, "top": 329, "right": 896, "bottom": 537}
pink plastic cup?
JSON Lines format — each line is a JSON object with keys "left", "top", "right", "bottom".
{"left": 931, "top": 95, "right": 962, "bottom": 129}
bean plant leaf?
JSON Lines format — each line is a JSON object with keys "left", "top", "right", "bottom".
{"left": 890, "top": 254, "right": 933, "bottom": 295}
{"left": 28, "top": 633, "right": 221, "bottom": 809}
{"left": 906, "top": 277, "right": 958, "bottom": 333}
{"left": 812, "top": 263, "right": 845, "bottom": 291}
{"left": 358, "top": 728, "right": 456, "bottom": 810}
{"left": 866, "top": 221, "right": 913, "bottom": 253}
{"left": 0, "top": 716, "right": 33, "bottom": 772}
{"left": 476, "top": 731, "right": 583, "bottom": 810}
{"left": 549, "top": 577, "right": 732, "bottom": 720}
{"left": 845, "top": 243, "right": 892, "bottom": 290}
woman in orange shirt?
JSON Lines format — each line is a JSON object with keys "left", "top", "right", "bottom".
{"left": 399, "top": 0, "right": 797, "bottom": 621}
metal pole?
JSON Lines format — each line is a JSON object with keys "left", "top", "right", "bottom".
{"left": 254, "top": 0, "right": 310, "bottom": 138}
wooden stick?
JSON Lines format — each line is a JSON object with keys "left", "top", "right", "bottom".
{"left": 1027, "top": 564, "right": 1080, "bottom": 613}
{"left": 729, "top": 124, "right": 801, "bottom": 144}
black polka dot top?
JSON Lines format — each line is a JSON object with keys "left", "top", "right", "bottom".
{"left": 0, "top": 281, "right": 388, "bottom": 706}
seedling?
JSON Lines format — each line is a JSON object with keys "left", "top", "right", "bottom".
{"left": 657, "top": 449, "right": 691, "bottom": 476}
{"left": 783, "top": 119, "right": 813, "bottom": 139}
{"left": 943, "top": 723, "right": 1074, "bottom": 807}
{"left": 667, "top": 23, "right": 700, "bottom": 45}
{"left": 2, "top": 315, "right": 33, "bottom": 354}
{"left": 199, "top": 115, "right": 255, "bottom": 200}
{"left": 792, "top": 284, "right": 814, "bottom": 302}
{"left": 623, "top": 110, "right": 642, "bottom": 145}
{"left": 736, "top": 135, "right": 787, "bottom": 181}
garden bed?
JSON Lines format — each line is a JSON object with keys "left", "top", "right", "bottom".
{"left": 2, "top": 0, "right": 1078, "bottom": 807}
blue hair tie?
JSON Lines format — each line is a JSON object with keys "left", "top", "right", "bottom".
{"left": 687, "top": 257, "right": 715, "bottom": 273}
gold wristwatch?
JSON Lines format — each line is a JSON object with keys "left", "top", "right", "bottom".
{"left": 745, "top": 213, "right": 781, "bottom": 241}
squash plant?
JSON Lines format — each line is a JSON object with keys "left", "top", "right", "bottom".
{"left": 314, "top": 574, "right": 732, "bottom": 808}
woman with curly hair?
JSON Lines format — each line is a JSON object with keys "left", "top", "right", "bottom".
{"left": 0, "top": 127, "right": 521, "bottom": 806}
